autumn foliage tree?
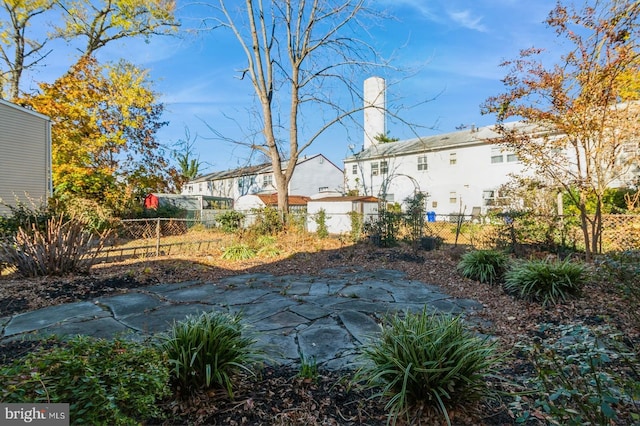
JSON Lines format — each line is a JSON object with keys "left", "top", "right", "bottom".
{"left": 482, "top": 0, "right": 640, "bottom": 260}
{"left": 20, "top": 56, "right": 174, "bottom": 215}
{"left": 0, "top": 0, "right": 177, "bottom": 100}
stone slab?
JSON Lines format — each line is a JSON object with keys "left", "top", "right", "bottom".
{"left": 339, "top": 310, "right": 381, "bottom": 344}
{"left": 119, "top": 303, "right": 220, "bottom": 334}
{"left": 97, "top": 292, "right": 165, "bottom": 318}
{"left": 297, "top": 324, "right": 355, "bottom": 365}
{"left": 4, "top": 302, "right": 108, "bottom": 336}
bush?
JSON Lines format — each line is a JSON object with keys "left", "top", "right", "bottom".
{"left": 314, "top": 209, "right": 329, "bottom": 238}
{"left": 161, "top": 311, "right": 260, "bottom": 396}
{"left": 457, "top": 249, "right": 509, "bottom": 284}
{"left": 250, "top": 206, "right": 283, "bottom": 236}
{"left": 0, "top": 215, "right": 107, "bottom": 277}
{"left": 216, "top": 210, "right": 245, "bottom": 233}
{"left": 355, "top": 309, "right": 499, "bottom": 425}
{"left": 348, "top": 211, "right": 364, "bottom": 242}
{"left": 0, "top": 201, "right": 54, "bottom": 238}
{"left": 503, "top": 258, "right": 588, "bottom": 306}
{"left": 0, "top": 336, "right": 170, "bottom": 424}
{"left": 221, "top": 243, "right": 256, "bottom": 260}
{"left": 512, "top": 323, "right": 640, "bottom": 425}
{"left": 595, "top": 250, "right": 640, "bottom": 326}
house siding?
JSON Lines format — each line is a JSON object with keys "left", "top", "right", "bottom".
{"left": 182, "top": 154, "right": 344, "bottom": 207}
{"left": 344, "top": 125, "right": 530, "bottom": 216}
{"left": 0, "top": 100, "right": 52, "bottom": 216}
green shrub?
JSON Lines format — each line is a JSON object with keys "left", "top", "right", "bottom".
{"left": 595, "top": 250, "right": 640, "bottom": 326}
{"left": 355, "top": 309, "right": 499, "bottom": 425}
{"left": 314, "top": 209, "right": 329, "bottom": 239}
{"left": 161, "top": 311, "right": 260, "bottom": 396}
{"left": 0, "top": 215, "right": 108, "bottom": 277}
{"left": 216, "top": 210, "right": 245, "bottom": 233}
{"left": 0, "top": 336, "right": 170, "bottom": 424}
{"left": 504, "top": 258, "right": 588, "bottom": 305}
{"left": 256, "top": 245, "right": 281, "bottom": 258}
{"left": 250, "top": 206, "right": 283, "bottom": 236}
{"left": 221, "top": 243, "right": 256, "bottom": 260}
{"left": 348, "top": 211, "right": 364, "bottom": 242}
{"left": 0, "top": 201, "right": 54, "bottom": 238}
{"left": 512, "top": 323, "right": 640, "bottom": 425}
{"left": 457, "top": 249, "right": 509, "bottom": 284}
{"left": 596, "top": 250, "right": 640, "bottom": 284}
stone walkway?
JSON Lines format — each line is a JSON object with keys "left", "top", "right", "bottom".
{"left": 0, "top": 267, "right": 485, "bottom": 370}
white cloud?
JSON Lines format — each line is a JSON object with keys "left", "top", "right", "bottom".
{"left": 448, "top": 10, "right": 487, "bottom": 32}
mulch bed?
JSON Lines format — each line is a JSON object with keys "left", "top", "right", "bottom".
{"left": 1, "top": 238, "right": 638, "bottom": 425}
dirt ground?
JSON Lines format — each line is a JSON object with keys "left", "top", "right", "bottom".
{"left": 1, "top": 233, "right": 638, "bottom": 425}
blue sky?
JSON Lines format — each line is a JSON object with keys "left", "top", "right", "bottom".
{"left": 22, "top": 0, "right": 562, "bottom": 174}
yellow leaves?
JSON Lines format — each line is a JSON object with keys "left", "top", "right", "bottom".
{"left": 19, "top": 54, "right": 168, "bottom": 209}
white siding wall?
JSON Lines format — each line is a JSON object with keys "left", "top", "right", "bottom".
{"left": 0, "top": 101, "right": 51, "bottom": 216}
{"left": 307, "top": 200, "right": 379, "bottom": 234}
{"left": 290, "top": 156, "right": 343, "bottom": 195}
{"left": 345, "top": 143, "right": 528, "bottom": 215}
{"left": 183, "top": 155, "right": 344, "bottom": 203}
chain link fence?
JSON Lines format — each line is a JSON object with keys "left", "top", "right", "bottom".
{"left": 96, "top": 212, "right": 639, "bottom": 263}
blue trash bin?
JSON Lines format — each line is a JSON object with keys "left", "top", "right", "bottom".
{"left": 427, "top": 211, "right": 436, "bottom": 222}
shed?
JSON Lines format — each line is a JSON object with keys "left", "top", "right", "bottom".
{"left": 235, "top": 193, "right": 310, "bottom": 212}
{"left": 144, "top": 193, "right": 233, "bottom": 222}
{"left": 307, "top": 196, "right": 380, "bottom": 234}
{"left": 0, "top": 100, "right": 52, "bottom": 216}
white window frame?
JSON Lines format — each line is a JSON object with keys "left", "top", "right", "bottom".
{"left": 417, "top": 155, "right": 428, "bottom": 171}
{"left": 449, "top": 152, "right": 457, "bottom": 165}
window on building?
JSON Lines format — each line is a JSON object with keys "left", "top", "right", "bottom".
{"left": 187, "top": 185, "right": 193, "bottom": 194}
{"left": 432, "top": 201, "right": 438, "bottom": 208}
{"left": 491, "top": 147, "right": 504, "bottom": 163}
{"left": 483, "top": 190, "right": 496, "bottom": 206}
{"left": 352, "top": 164, "right": 358, "bottom": 175}
{"left": 380, "top": 160, "right": 388, "bottom": 174}
{"left": 371, "top": 162, "right": 379, "bottom": 176}
{"left": 198, "top": 183, "right": 203, "bottom": 192}
{"left": 449, "top": 191, "right": 457, "bottom": 203}
{"left": 263, "top": 174, "right": 273, "bottom": 188}
{"left": 449, "top": 152, "right": 457, "bottom": 165}
{"left": 318, "top": 186, "right": 328, "bottom": 192}
{"left": 506, "top": 153, "right": 519, "bottom": 162}
{"left": 417, "top": 155, "right": 428, "bottom": 171}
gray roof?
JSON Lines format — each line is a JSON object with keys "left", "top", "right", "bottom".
{"left": 190, "top": 153, "right": 332, "bottom": 183}
{"left": 344, "top": 122, "right": 531, "bottom": 162}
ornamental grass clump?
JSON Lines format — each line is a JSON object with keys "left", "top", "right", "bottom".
{"left": 221, "top": 243, "right": 256, "bottom": 260}
{"left": 457, "top": 249, "right": 510, "bottom": 284}
{"left": 0, "top": 215, "right": 107, "bottom": 277}
{"left": 161, "top": 311, "right": 260, "bottom": 397}
{"left": 355, "top": 309, "right": 499, "bottom": 425}
{"left": 503, "top": 258, "right": 588, "bottom": 306}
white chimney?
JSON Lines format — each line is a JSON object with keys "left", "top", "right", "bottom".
{"left": 363, "top": 76, "right": 386, "bottom": 150}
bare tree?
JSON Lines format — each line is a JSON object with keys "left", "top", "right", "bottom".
{"left": 482, "top": 0, "right": 640, "bottom": 260}
{"left": 209, "top": 0, "right": 386, "bottom": 215}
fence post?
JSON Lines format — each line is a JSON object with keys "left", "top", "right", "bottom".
{"left": 155, "top": 218, "right": 161, "bottom": 257}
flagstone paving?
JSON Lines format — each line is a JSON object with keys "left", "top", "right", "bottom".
{"left": 0, "top": 267, "right": 485, "bottom": 370}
